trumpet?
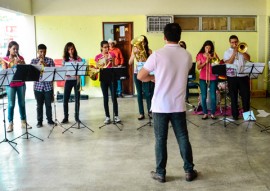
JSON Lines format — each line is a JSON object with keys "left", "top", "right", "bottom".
{"left": 237, "top": 42, "right": 248, "bottom": 53}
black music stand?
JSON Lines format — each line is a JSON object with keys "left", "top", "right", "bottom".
{"left": 211, "top": 64, "right": 239, "bottom": 127}
{"left": 98, "top": 67, "right": 127, "bottom": 131}
{"left": 39, "top": 66, "right": 73, "bottom": 137}
{"left": 0, "top": 69, "right": 19, "bottom": 154}
{"left": 11, "top": 65, "right": 44, "bottom": 142}
{"left": 238, "top": 62, "right": 265, "bottom": 131}
{"left": 62, "top": 62, "right": 94, "bottom": 133}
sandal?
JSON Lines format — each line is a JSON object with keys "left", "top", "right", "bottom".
{"left": 202, "top": 114, "right": 208, "bottom": 120}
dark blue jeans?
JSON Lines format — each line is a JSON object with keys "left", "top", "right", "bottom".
{"left": 199, "top": 79, "right": 217, "bottom": 115}
{"left": 133, "top": 73, "right": 154, "bottom": 115}
{"left": 116, "top": 80, "right": 122, "bottom": 95}
{"left": 153, "top": 112, "right": 194, "bottom": 176}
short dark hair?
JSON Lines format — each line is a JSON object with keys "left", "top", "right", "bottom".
{"left": 229, "top": 35, "right": 238, "bottom": 41}
{"left": 100, "top": 40, "right": 108, "bottom": 48}
{"left": 164, "top": 23, "right": 182, "bottom": 43}
{"left": 38, "top": 44, "right": 47, "bottom": 50}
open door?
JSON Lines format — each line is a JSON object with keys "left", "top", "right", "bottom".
{"left": 103, "top": 22, "right": 133, "bottom": 95}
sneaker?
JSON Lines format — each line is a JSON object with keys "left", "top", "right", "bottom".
{"left": 7, "top": 122, "right": 13, "bottom": 132}
{"left": 104, "top": 117, "right": 111, "bottom": 124}
{"left": 61, "top": 118, "right": 69, "bottom": 124}
{"left": 21, "top": 120, "right": 32, "bottom": 129}
{"left": 150, "top": 171, "right": 166, "bottom": 183}
{"left": 36, "top": 122, "right": 43, "bottom": 128}
{"left": 185, "top": 170, "right": 198, "bottom": 182}
{"left": 48, "top": 120, "right": 56, "bottom": 126}
{"left": 114, "top": 116, "right": 121, "bottom": 123}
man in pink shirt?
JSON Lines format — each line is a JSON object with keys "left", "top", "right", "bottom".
{"left": 138, "top": 23, "right": 197, "bottom": 183}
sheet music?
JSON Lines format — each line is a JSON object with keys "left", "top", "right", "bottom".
{"left": 31, "top": 64, "right": 43, "bottom": 71}
{"left": 0, "top": 68, "right": 17, "bottom": 86}
{"left": 241, "top": 62, "right": 265, "bottom": 74}
{"left": 65, "top": 61, "right": 87, "bottom": 76}
{"left": 40, "top": 66, "right": 67, "bottom": 81}
{"left": 137, "top": 62, "right": 154, "bottom": 75}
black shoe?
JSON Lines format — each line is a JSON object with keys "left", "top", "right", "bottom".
{"left": 186, "top": 170, "right": 198, "bottom": 182}
{"left": 61, "top": 118, "right": 69, "bottom": 124}
{"left": 150, "top": 171, "right": 166, "bottom": 183}
{"left": 36, "top": 122, "right": 43, "bottom": 128}
{"left": 48, "top": 120, "right": 56, "bottom": 126}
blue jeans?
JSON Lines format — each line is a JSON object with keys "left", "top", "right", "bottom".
{"left": 6, "top": 85, "right": 26, "bottom": 122}
{"left": 153, "top": 112, "right": 194, "bottom": 176}
{"left": 133, "top": 73, "right": 154, "bottom": 115}
{"left": 116, "top": 80, "right": 122, "bottom": 95}
{"left": 199, "top": 79, "right": 217, "bottom": 115}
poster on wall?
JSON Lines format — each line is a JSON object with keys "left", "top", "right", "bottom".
{"left": 0, "top": 10, "right": 21, "bottom": 57}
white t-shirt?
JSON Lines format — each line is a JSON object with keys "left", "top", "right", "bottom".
{"left": 223, "top": 48, "right": 248, "bottom": 77}
{"left": 143, "top": 44, "right": 192, "bottom": 113}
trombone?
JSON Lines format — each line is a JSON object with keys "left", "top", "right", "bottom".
{"left": 237, "top": 42, "right": 248, "bottom": 53}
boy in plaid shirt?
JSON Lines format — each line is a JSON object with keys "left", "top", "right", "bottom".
{"left": 31, "top": 44, "right": 56, "bottom": 128}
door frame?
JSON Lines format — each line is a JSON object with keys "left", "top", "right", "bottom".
{"left": 102, "top": 22, "right": 134, "bottom": 95}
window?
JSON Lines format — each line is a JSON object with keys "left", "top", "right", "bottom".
{"left": 174, "top": 15, "right": 256, "bottom": 32}
{"left": 147, "top": 16, "right": 173, "bottom": 32}
{"left": 202, "top": 17, "right": 227, "bottom": 31}
{"left": 174, "top": 17, "right": 199, "bottom": 31}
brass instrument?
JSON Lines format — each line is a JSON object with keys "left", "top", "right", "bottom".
{"left": 237, "top": 42, "right": 248, "bottom": 53}
{"left": 89, "top": 55, "right": 112, "bottom": 81}
{"left": 88, "top": 65, "right": 100, "bottom": 81}
{"left": 0, "top": 57, "right": 14, "bottom": 68}
{"left": 210, "top": 53, "right": 220, "bottom": 65}
{"left": 131, "top": 36, "right": 147, "bottom": 62}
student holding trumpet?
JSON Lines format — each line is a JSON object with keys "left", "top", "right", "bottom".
{"left": 30, "top": 44, "right": 55, "bottom": 128}
{"left": 1, "top": 41, "right": 31, "bottom": 132}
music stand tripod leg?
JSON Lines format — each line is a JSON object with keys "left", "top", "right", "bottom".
{"left": 137, "top": 114, "right": 152, "bottom": 130}
{"left": 48, "top": 98, "right": 73, "bottom": 138}
{"left": 12, "top": 123, "right": 44, "bottom": 142}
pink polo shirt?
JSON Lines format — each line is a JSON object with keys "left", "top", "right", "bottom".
{"left": 143, "top": 44, "right": 192, "bottom": 113}
{"left": 196, "top": 53, "right": 217, "bottom": 81}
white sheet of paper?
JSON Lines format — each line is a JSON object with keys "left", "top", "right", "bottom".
{"left": 0, "top": 68, "right": 17, "bottom": 86}
{"left": 256, "top": 110, "right": 270, "bottom": 117}
{"left": 65, "top": 61, "right": 87, "bottom": 76}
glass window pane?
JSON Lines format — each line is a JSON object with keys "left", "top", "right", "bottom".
{"left": 174, "top": 17, "right": 199, "bottom": 31}
{"left": 202, "top": 17, "right": 227, "bottom": 31}
{"left": 231, "top": 17, "right": 256, "bottom": 31}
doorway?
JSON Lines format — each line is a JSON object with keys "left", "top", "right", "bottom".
{"left": 103, "top": 22, "right": 134, "bottom": 95}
